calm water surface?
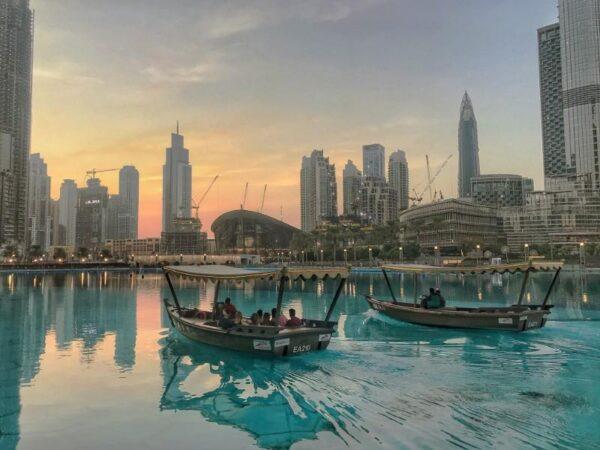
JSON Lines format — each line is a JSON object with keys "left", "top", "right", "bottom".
{"left": 0, "top": 270, "right": 599, "bottom": 449}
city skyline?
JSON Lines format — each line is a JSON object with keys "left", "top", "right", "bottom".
{"left": 29, "top": 0, "right": 559, "bottom": 237}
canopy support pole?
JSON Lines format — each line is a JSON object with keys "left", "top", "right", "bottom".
{"left": 382, "top": 269, "right": 397, "bottom": 303}
{"left": 164, "top": 271, "right": 182, "bottom": 312}
{"left": 275, "top": 276, "right": 287, "bottom": 319}
{"left": 542, "top": 267, "right": 561, "bottom": 306}
{"left": 517, "top": 269, "right": 530, "bottom": 305}
{"left": 213, "top": 280, "right": 221, "bottom": 314}
{"left": 413, "top": 272, "right": 418, "bottom": 307}
{"left": 325, "top": 278, "right": 346, "bottom": 322}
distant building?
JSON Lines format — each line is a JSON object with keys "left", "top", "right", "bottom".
{"left": 58, "top": 179, "right": 78, "bottom": 246}
{"left": 388, "top": 150, "right": 409, "bottom": 212}
{"left": 342, "top": 160, "right": 362, "bottom": 217}
{"left": 212, "top": 209, "right": 301, "bottom": 254}
{"left": 360, "top": 177, "right": 398, "bottom": 225}
{"left": 0, "top": 0, "right": 33, "bottom": 247}
{"left": 105, "top": 238, "right": 161, "bottom": 258}
{"left": 27, "top": 153, "right": 51, "bottom": 251}
{"left": 538, "top": 23, "right": 568, "bottom": 189}
{"left": 106, "top": 194, "right": 123, "bottom": 240}
{"left": 300, "top": 149, "right": 337, "bottom": 232}
{"left": 162, "top": 125, "right": 192, "bottom": 233}
{"left": 559, "top": 0, "right": 600, "bottom": 191}
{"left": 399, "top": 198, "right": 499, "bottom": 252}
{"left": 471, "top": 174, "right": 534, "bottom": 208}
{"left": 76, "top": 178, "right": 109, "bottom": 252}
{"left": 458, "top": 92, "right": 480, "bottom": 197}
{"left": 161, "top": 217, "right": 207, "bottom": 255}
{"left": 362, "top": 144, "right": 385, "bottom": 179}
{"left": 49, "top": 199, "right": 61, "bottom": 246}
{"left": 500, "top": 175, "right": 600, "bottom": 251}
{"left": 119, "top": 165, "right": 139, "bottom": 239}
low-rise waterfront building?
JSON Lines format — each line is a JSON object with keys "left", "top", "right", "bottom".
{"left": 105, "top": 238, "right": 161, "bottom": 258}
{"left": 471, "top": 174, "right": 534, "bottom": 208}
{"left": 399, "top": 198, "right": 500, "bottom": 252}
{"left": 160, "top": 217, "right": 207, "bottom": 255}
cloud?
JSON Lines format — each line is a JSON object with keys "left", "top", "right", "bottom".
{"left": 34, "top": 63, "right": 103, "bottom": 86}
{"left": 142, "top": 62, "right": 217, "bottom": 84}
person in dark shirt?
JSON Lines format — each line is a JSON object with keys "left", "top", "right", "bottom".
{"left": 286, "top": 308, "right": 303, "bottom": 327}
{"left": 224, "top": 298, "right": 237, "bottom": 316}
{"left": 257, "top": 309, "right": 264, "bottom": 322}
{"left": 421, "top": 288, "right": 435, "bottom": 309}
{"left": 262, "top": 312, "right": 272, "bottom": 325}
{"left": 435, "top": 288, "right": 446, "bottom": 307}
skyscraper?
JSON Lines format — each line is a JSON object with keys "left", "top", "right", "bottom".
{"left": 362, "top": 144, "right": 385, "bottom": 179}
{"left": 27, "top": 154, "right": 51, "bottom": 251}
{"left": 162, "top": 125, "right": 192, "bottom": 233}
{"left": 58, "top": 179, "right": 78, "bottom": 247}
{"left": 458, "top": 92, "right": 480, "bottom": 197}
{"left": 559, "top": 0, "right": 600, "bottom": 190}
{"left": 300, "top": 150, "right": 338, "bottom": 232}
{"left": 76, "top": 178, "right": 109, "bottom": 252}
{"left": 360, "top": 177, "right": 398, "bottom": 225}
{"left": 342, "top": 160, "right": 362, "bottom": 217}
{"left": 0, "top": 0, "right": 33, "bottom": 247}
{"left": 538, "top": 23, "right": 568, "bottom": 188}
{"left": 388, "top": 150, "right": 409, "bottom": 212}
{"left": 118, "top": 165, "right": 139, "bottom": 239}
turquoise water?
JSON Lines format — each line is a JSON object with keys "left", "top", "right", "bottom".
{"left": 0, "top": 270, "right": 599, "bottom": 449}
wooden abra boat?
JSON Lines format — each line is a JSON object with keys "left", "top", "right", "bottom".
{"left": 162, "top": 265, "right": 349, "bottom": 356}
{"left": 366, "top": 261, "right": 563, "bottom": 332}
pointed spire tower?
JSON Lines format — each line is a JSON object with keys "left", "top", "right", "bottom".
{"left": 458, "top": 91, "right": 480, "bottom": 197}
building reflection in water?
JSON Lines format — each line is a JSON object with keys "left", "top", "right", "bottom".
{"left": 158, "top": 335, "right": 338, "bottom": 449}
{"left": 0, "top": 272, "right": 138, "bottom": 450}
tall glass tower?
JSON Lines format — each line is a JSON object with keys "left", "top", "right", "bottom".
{"left": 458, "top": 92, "right": 480, "bottom": 197}
{"left": 0, "top": 0, "right": 33, "bottom": 247}
{"left": 162, "top": 125, "right": 192, "bottom": 233}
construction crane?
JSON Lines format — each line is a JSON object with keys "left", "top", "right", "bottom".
{"left": 413, "top": 154, "right": 453, "bottom": 205}
{"left": 191, "top": 175, "right": 219, "bottom": 219}
{"left": 240, "top": 182, "right": 249, "bottom": 210}
{"left": 85, "top": 168, "right": 119, "bottom": 181}
{"left": 258, "top": 184, "right": 267, "bottom": 213}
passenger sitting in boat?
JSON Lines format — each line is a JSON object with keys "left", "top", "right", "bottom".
{"left": 250, "top": 313, "right": 260, "bottom": 325}
{"left": 421, "top": 288, "right": 443, "bottom": 309}
{"left": 224, "top": 297, "right": 237, "bottom": 316}
{"left": 257, "top": 309, "right": 264, "bottom": 322}
{"left": 286, "top": 308, "right": 303, "bottom": 327}
{"left": 234, "top": 311, "right": 243, "bottom": 325}
{"left": 218, "top": 310, "right": 236, "bottom": 329}
{"left": 435, "top": 288, "right": 446, "bottom": 307}
{"left": 262, "top": 312, "right": 272, "bottom": 325}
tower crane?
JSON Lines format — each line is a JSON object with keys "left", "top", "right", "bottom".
{"left": 258, "top": 184, "right": 267, "bottom": 213}
{"left": 191, "top": 175, "right": 219, "bottom": 219}
{"left": 240, "top": 182, "right": 249, "bottom": 210}
{"left": 85, "top": 168, "right": 119, "bottom": 181}
{"left": 412, "top": 154, "right": 453, "bottom": 205}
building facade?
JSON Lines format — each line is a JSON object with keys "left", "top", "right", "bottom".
{"left": 162, "top": 127, "right": 192, "bottom": 233}
{"left": 559, "top": 0, "right": 600, "bottom": 191}
{"left": 500, "top": 175, "right": 600, "bottom": 251}
{"left": 388, "top": 150, "right": 409, "bottom": 212}
{"left": 105, "top": 238, "right": 161, "bottom": 258}
{"left": 0, "top": 132, "right": 14, "bottom": 245}
{"left": 160, "top": 217, "right": 207, "bottom": 255}
{"left": 27, "top": 154, "right": 51, "bottom": 251}
{"left": 58, "top": 179, "right": 78, "bottom": 247}
{"left": 360, "top": 177, "right": 398, "bottom": 225}
{"left": 342, "top": 160, "right": 362, "bottom": 217}
{"left": 0, "top": 0, "right": 33, "bottom": 247}
{"left": 76, "top": 178, "right": 109, "bottom": 252}
{"left": 538, "top": 23, "right": 569, "bottom": 188}
{"left": 458, "top": 92, "right": 480, "bottom": 197}
{"left": 300, "top": 149, "right": 337, "bottom": 232}
{"left": 399, "top": 198, "right": 500, "bottom": 252}
{"left": 362, "top": 144, "right": 385, "bottom": 179}
{"left": 471, "top": 174, "right": 534, "bottom": 208}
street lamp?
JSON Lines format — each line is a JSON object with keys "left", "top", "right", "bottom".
{"left": 320, "top": 248, "right": 324, "bottom": 264}
{"left": 524, "top": 243, "right": 529, "bottom": 261}
{"left": 579, "top": 242, "right": 585, "bottom": 267}
{"left": 476, "top": 244, "right": 481, "bottom": 265}
{"left": 434, "top": 245, "right": 440, "bottom": 266}
{"left": 368, "top": 247, "right": 373, "bottom": 266}
{"left": 399, "top": 246, "right": 403, "bottom": 263}
{"left": 344, "top": 248, "right": 348, "bottom": 264}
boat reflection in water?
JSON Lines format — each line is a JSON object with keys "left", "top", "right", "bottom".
{"left": 159, "top": 334, "right": 340, "bottom": 449}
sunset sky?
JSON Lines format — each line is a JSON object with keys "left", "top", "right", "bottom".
{"left": 30, "top": 0, "right": 558, "bottom": 237}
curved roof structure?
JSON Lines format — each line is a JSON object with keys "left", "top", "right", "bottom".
{"left": 211, "top": 209, "right": 302, "bottom": 252}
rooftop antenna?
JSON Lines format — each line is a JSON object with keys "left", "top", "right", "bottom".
{"left": 176, "top": 120, "right": 180, "bottom": 135}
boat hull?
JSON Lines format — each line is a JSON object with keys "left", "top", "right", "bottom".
{"left": 366, "top": 297, "right": 551, "bottom": 331}
{"left": 168, "top": 307, "right": 335, "bottom": 356}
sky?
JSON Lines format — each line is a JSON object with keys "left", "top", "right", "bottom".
{"left": 30, "top": 0, "right": 559, "bottom": 237}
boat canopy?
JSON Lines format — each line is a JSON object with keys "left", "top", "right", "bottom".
{"left": 381, "top": 261, "right": 563, "bottom": 275}
{"left": 164, "top": 265, "right": 350, "bottom": 282}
